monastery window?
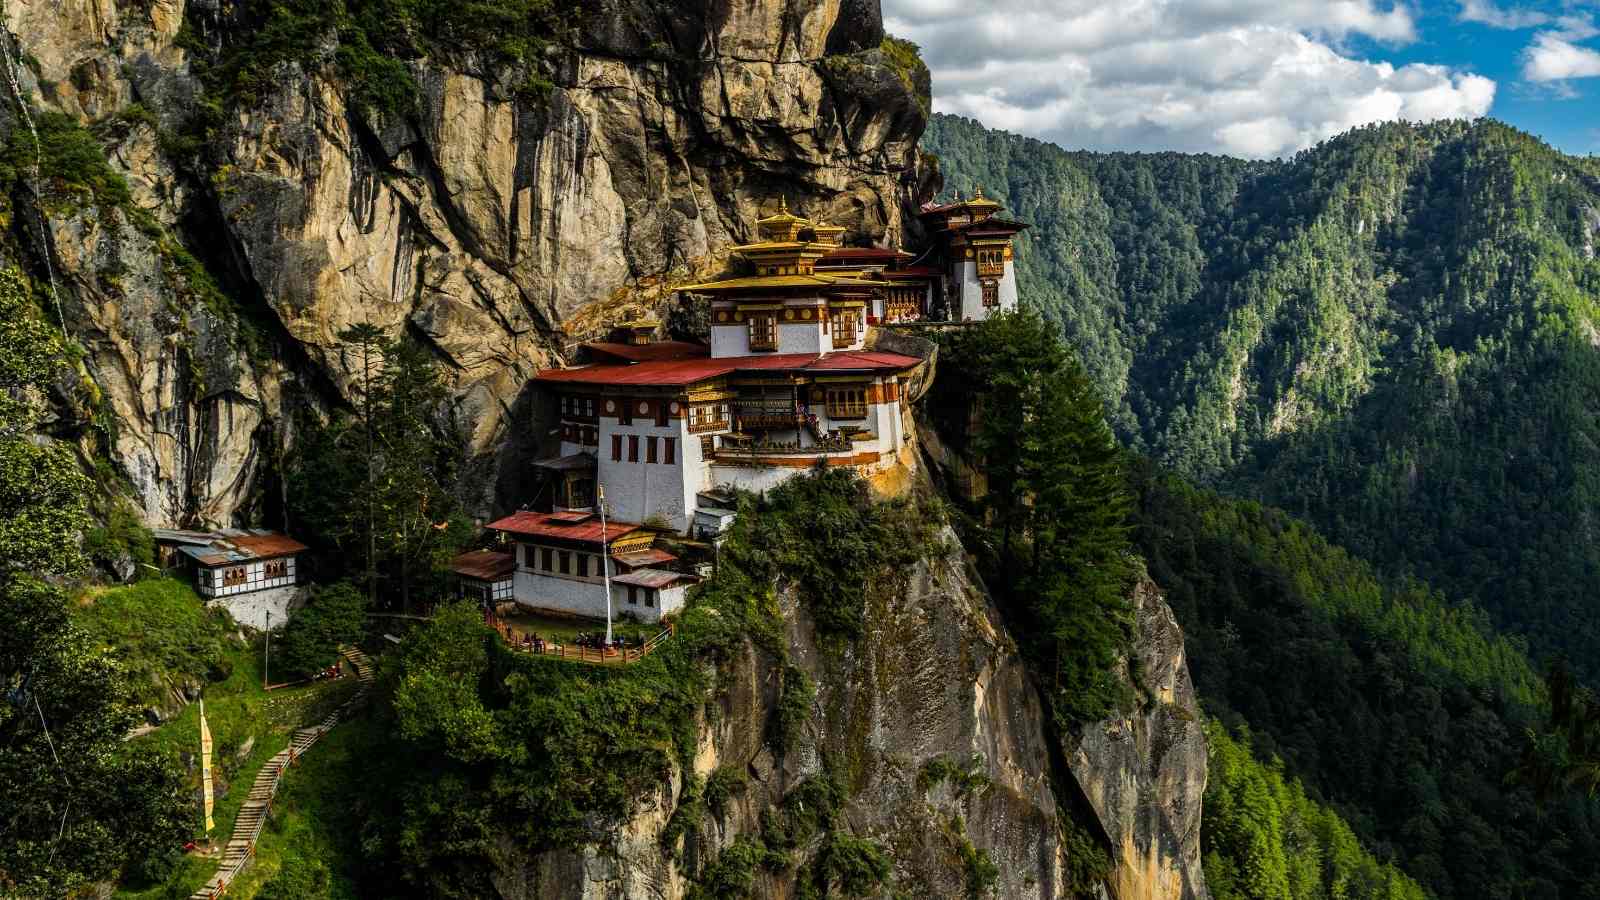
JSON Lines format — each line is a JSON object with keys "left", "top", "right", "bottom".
{"left": 664, "top": 437, "right": 676, "bottom": 465}
{"left": 830, "top": 310, "right": 858, "bottom": 346}
{"left": 749, "top": 313, "right": 777, "bottom": 351}
{"left": 886, "top": 288, "right": 919, "bottom": 321}
{"left": 223, "top": 566, "right": 246, "bottom": 587}
{"left": 611, "top": 434, "right": 622, "bottom": 461}
{"left": 265, "top": 559, "right": 287, "bottom": 579}
{"left": 541, "top": 547, "right": 554, "bottom": 571}
{"left": 647, "top": 436, "right": 658, "bottom": 464}
{"left": 977, "top": 247, "right": 1005, "bottom": 278}
{"left": 618, "top": 398, "right": 632, "bottom": 425}
{"left": 688, "top": 402, "right": 728, "bottom": 434}
{"left": 627, "top": 586, "right": 638, "bottom": 605}
{"left": 981, "top": 281, "right": 999, "bottom": 308}
{"left": 558, "top": 551, "right": 571, "bottom": 575}
{"left": 582, "top": 426, "right": 597, "bottom": 446}
{"left": 701, "top": 436, "right": 715, "bottom": 456}
{"left": 628, "top": 435, "right": 640, "bottom": 462}
{"left": 644, "top": 589, "right": 656, "bottom": 608}
{"left": 655, "top": 403, "right": 669, "bottom": 427}
{"left": 578, "top": 554, "right": 589, "bottom": 577}
{"left": 825, "top": 386, "right": 868, "bottom": 420}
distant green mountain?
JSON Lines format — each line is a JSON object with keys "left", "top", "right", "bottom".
{"left": 923, "top": 113, "right": 1600, "bottom": 676}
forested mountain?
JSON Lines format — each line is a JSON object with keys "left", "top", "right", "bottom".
{"left": 923, "top": 114, "right": 1600, "bottom": 679}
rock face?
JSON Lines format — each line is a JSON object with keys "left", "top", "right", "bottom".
{"left": 1072, "top": 578, "right": 1209, "bottom": 900}
{"left": 489, "top": 529, "right": 1207, "bottom": 900}
{"left": 2, "top": 0, "right": 927, "bottom": 525}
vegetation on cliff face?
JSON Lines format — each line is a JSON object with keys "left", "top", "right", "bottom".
{"left": 320, "top": 470, "right": 944, "bottom": 895}
{"left": 0, "top": 270, "right": 187, "bottom": 893}
{"left": 923, "top": 114, "right": 1600, "bottom": 686}
{"left": 1133, "top": 464, "right": 1600, "bottom": 897}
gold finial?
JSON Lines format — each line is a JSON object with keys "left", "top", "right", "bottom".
{"left": 954, "top": 188, "right": 962, "bottom": 201}
{"left": 974, "top": 185, "right": 985, "bottom": 200}
{"left": 779, "top": 196, "right": 789, "bottom": 214}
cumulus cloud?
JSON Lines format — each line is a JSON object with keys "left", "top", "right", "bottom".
{"left": 885, "top": 0, "right": 1496, "bottom": 158}
{"left": 1523, "top": 32, "right": 1600, "bottom": 79}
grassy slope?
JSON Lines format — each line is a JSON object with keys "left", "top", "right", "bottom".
{"left": 71, "top": 579, "right": 361, "bottom": 898}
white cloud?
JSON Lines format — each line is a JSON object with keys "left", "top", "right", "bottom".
{"left": 1459, "top": 0, "right": 1552, "bottom": 29}
{"left": 1522, "top": 32, "right": 1600, "bottom": 79}
{"left": 886, "top": 1, "right": 1495, "bottom": 158}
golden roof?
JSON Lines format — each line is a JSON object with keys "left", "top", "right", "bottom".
{"left": 676, "top": 273, "right": 884, "bottom": 292}
{"left": 965, "top": 185, "right": 1001, "bottom": 209}
{"left": 755, "top": 197, "right": 809, "bottom": 227}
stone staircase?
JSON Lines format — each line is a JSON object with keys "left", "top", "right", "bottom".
{"left": 188, "top": 646, "right": 373, "bottom": 900}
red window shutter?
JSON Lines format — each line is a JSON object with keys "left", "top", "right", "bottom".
{"left": 611, "top": 434, "right": 622, "bottom": 461}
{"left": 628, "top": 435, "right": 639, "bottom": 462}
{"left": 664, "top": 437, "right": 676, "bottom": 465}
{"left": 647, "top": 436, "right": 658, "bottom": 464}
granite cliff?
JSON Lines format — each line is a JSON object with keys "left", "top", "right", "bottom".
{"left": 494, "top": 526, "right": 1208, "bottom": 900}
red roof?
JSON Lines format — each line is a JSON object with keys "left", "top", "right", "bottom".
{"left": 228, "top": 533, "right": 308, "bottom": 558}
{"left": 486, "top": 510, "right": 641, "bottom": 546}
{"left": 533, "top": 350, "right": 922, "bottom": 388}
{"left": 585, "top": 341, "right": 708, "bottom": 363}
{"left": 450, "top": 550, "right": 515, "bottom": 581}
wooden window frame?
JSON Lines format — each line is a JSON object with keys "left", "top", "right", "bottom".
{"left": 664, "top": 437, "right": 676, "bottom": 465}
{"left": 644, "top": 589, "right": 656, "bottom": 608}
{"left": 830, "top": 309, "right": 857, "bottom": 346}
{"left": 611, "top": 434, "right": 622, "bottom": 461}
{"left": 825, "top": 386, "right": 868, "bottom": 420}
{"left": 748, "top": 313, "right": 777, "bottom": 351}
{"left": 981, "top": 280, "right": 999, "bottom": 308}
{"left": 577, "top": 554, "right": 589, "bottom": 578}
{"left": 558, "top": 551, "right": 570, "bottom": 575}
{"left": 618, "top": 398, "right": 632, "bottom": 425}
{"left": 628, "top": 435, "right": 639, "bottom": 462}
{"left": 655, "top": 403, "right": 669, "bottom": 427}
{"left": 541, "top": 547, "right": 553, "bottom": 571}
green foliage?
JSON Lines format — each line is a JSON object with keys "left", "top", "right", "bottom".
{"left": 1204, "top": 720, "right": 1429, "bottom": 900}
{"left": 1512, "top": 661, "right": 1600, "bottom": 804}
{"left": 1131, "top": 463, "right": 1599, "bottom": 896}
{"left": 879, "top": 36, "right": 929, "bottom": 113}
{"left": 73, "top": 578, "right": 238, "bottom": 708}
{"left": 818, "top": 831, "right": 892, "bottom": 897}
{"left": 916, "top": 754, "right": 990, "bottom": 798}
{"left": 83, "top": 502, "right": 156, "bottom": 578}
{"left": 0, "top": 267, "right": 188, "bottom": 892}
{"left": 0, "top": 111, "right": 134, "bottom": 212}
{"left": 274, "top": 581, "right": 368, "bottom": 678}
{"left": 703, "top": 765, "right": 748, "bottom": 818}
{"left": 688, "top": 836, "right": 766, "bottom": 900}
{"left": 770, "top": 663, "right": 816, "bottom": 754}
{"left": 924, "top": 114, "right": 1600, "bottom": 691}
{"left": 288, "top": 329, "right": 473, "bottom": 608}
{"left": 941, "top": 815, "right": 998, "bottom": 900}
{"left": 934, "top": 309, "right": 1135, "bottom": 724}
{"left": 181, "top": 0, "right": 580, "bottom": 119}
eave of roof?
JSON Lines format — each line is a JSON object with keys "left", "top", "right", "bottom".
{"left": 584, "top": 341, "right": 708, "bottom": 363}
{"left": 613, "top": 568, "right": 695, "bottom": 589}
{"left": 486, "top": 510, "right": 641, "bottom": 545}
{"left": 532, "top": 349, "right": 922, "bottom": 387}
{"left": 450, "top": 550, "right": 516, "bottom": 581}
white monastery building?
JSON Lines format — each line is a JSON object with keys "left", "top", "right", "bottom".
{"left": 497, "top": 192, "right": 1026, "bottom": 621}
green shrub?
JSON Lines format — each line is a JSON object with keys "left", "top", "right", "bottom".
{"left": 770, "top": 664, "right": 815, "bottom": 754}
{"left": 916, "top": 754, "right": 990, "bottom": 798}
{"left": 274, "top": 581, "right": 367, "bottom": 677}
{"left": 703, "top": 765, "right": 748, "bottom": 818}
{"left": 82, "top": 503, "right": 156, "bottom": 578}
{"left": 819, "top": 831, "right": 892, "bottom": 897}
{"left": 72, "top": 578, "right": 237, "bottom": 708}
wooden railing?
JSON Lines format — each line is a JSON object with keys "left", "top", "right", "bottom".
{"left": 505, "top": 624, "right": 674, "bottom": 666}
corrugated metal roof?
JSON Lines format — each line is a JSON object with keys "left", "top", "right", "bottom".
{"left": 450, "top": 550, "right": 516, "bottom": 581}
{"left": 612, "top": 548, "right": 679, "bottom": 569}
{"left": 613, "top": 568, "right": 694, "bottom": 589}
{"left": 176, "top": 530, "right": 307, "bottom": 567}
{"left": 533, "top": 452, "right": 597, "bottom": 473}
{"left": 487, "top": 510, "right": 641, "bottom": 545}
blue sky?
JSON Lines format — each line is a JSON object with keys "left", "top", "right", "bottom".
{"left": 883, "top": 0, "right": 1600, "bottom": 158}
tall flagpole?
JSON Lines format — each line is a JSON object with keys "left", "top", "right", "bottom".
{"left": 199, "top": 697, "right": 215, "bottom": 841}
{"left": 598, "top": 483, "right": 613, "bottom": 647}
